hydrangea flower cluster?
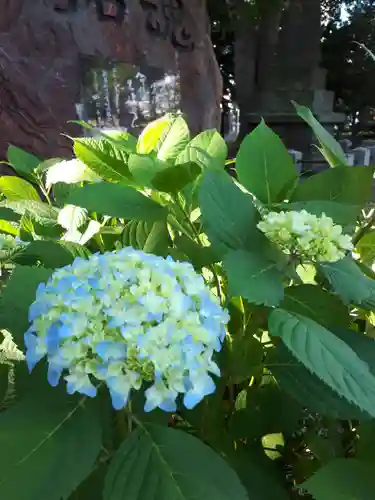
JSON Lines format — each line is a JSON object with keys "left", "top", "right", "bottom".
{"left": 0, "top": 234, "right": 17, "bottom": 253}
{"left": 25, "top": 248, "right": 229, "bottom": 412}
{"left": 257, "top": 210, "right": 353, "bottom": 262}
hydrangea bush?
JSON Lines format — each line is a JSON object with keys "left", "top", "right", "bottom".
{"left": 1, "top": 107, "right": 375, "bottom": 499}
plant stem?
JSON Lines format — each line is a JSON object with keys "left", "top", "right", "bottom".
{"left": 352, "top": 210, "right": 375, "bottom": 246}
{"left": 173, "top": 195, "right": 223, "bottom": 302}
{"left": 127, "top": 400, "right": 133, "bottom": 434}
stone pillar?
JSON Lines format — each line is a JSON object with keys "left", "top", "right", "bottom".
{"left": 352, "top": 147, "right": 371, "bottom": 166}
{"left": 244, "top": 0, "right": 344, "bottom": 156}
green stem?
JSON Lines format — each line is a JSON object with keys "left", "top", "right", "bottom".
{"left": 127, "top": 400, "right": 133, "bottom": 434}
{"left": 173, "top": 195, "right": 223, "bottom": 303}
{"left": 352, "top": 211, "right": 375, "bottom": 246}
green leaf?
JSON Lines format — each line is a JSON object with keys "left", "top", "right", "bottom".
{"left": 53, "top": 183, "right": 80, "bottom": 207}
{"left": 0, "top": 266, "right": 53, "bottom": 346}
{"left": 142, "top": 220, "right": 170, "bottom": 255}
{"left": 0, "top": 177, "right": 40, "bottom": 202}
{"left": 0, "top": 220, "right": 18, "bottom": 236}
{"left": 68, "top": 464, "right": 107, "bottom": 500}
{"left": 293, "top": 102, "right": 347, "bottom": 167}
{"left": 177, "top": 129, "right": 227, "bottom": 168}
{"left": 269, "top": 309, "right": 375, "bottom": 418}
{"left": 232, "top": 382, "right": 301, "bottom": 440}
{"left": 152, "top": 162, "right": 201, "bottom": 193}
{"left": 224, "top": 333, "right": 263, "bottom": 383}
{"left": 174, "top": 235, "right": 219, "bottom": 269}
{"left": 2, "top": 200, "right": 58, "bottom": 223}
{"left": 199, "top": 170, "right": 261, "bottom": 254}
{"left": 128, "top": 153, "right": 162, "bottom": 187}
{"left": 121, "top": 220, "right": 170, "bottom": 256}
{"left": 7, "top": 146, "right": 40, "bottom": 181}
{"left": 137, "top": 115, "right": 173, "bottom": 154}
{"left": 137, "top": 114, "right": 190, "bottom": 162}
{"left": 281, "top": 201, "right": 359, "bottom": 232}
{"left": 357, "top": 421, "right": 375, "bottom": 460}
{"left": 224, "top": 249, "right": 284, "bottom": 306}
{"left": 0, "top": 207, "right": 20, "bottom": 222}
{"left": 14, "top": 241, "right": 90, "bottom": 268}
{"left": 290, "top": 166, "right": 374, "bottom": 206}
{"left": 236, "top": 121, "right": 298, "bottom": 204}
{"left": 267, "top": 343, "right": 368, "bottom": 420}
{"left": 0, "top": 387, "right": 101, "bottom": 500}
{"left": 281, "top": 285, "right": 350, "bottom": 329}
{"left": 270, "top": 327, "right": 375, "bottom": 421}
{"left": 320, "top": 256, "right": 375, "bottom": 305}
{"left": 302, "top": 459, "right": 375, "bottom": 500}
{"left": 225, "top": 445, "right": 290, "bottom": 500}
{"left": 68, "top": 183, "right": 167, "bottom": 222}
{"left": 0, "top": 364, "right": 9, "bottom": 405}
{"left": 357, "top": 230, "right": 375, "bottom": 266}
{"left": 103, "top": 424, "right": 248, "bottom": 500}
{"left": 156, "top": 115, "right": 190, "bottom": 162}
{"left": 100, "top": 130, "right": 137, "bottom": 153}
{"left": 73, "top": 138, "right": 132, "bottom": 182}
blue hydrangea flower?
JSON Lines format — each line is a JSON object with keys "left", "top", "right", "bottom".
{"left": 25, "top": 248, "right": 229, "bottom": 412}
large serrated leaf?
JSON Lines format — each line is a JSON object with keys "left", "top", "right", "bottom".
{"left": 199, "top": 170, "right": 261, "bottom": 254}
{"left": 68, "top": 183, "right": 167, "bottom": 222}
{"left": 137, "top": 114, "right": 190, "bottom": 162}
{"left": 174, "top": 235, "right": 219, "bottom": 269}
{"left": 281, "top": 284, "right": 350, "bottom": 329}
{"left": 0, "top": 177, "right": 40, "bottom": 202}
{"left": 267, "top": 343, "right": 369, "bottom": 420}
{"left": 177, "top": 129, "right": 227, "bottom": 168}
{"left": 302, "top": 459, "right": 375, "bottom": 500}
{"left": 0, "top": 266, "right": 53, "bottom": 346}
{"left": 236, "top": 120, "right": 298, "bottom": 204}
{"left": 121, "top": 220, "right": 170, "bottom": 256}
{"left": 269, "top": 309, "right": 375, "bottom": 418}
{"left": 156, "top": 115, "right": 190, "bottom": 162}
{"left": 137, "top": 115, "right": 173, "bottom": 154}
{"left": 224, "top": 249, "right": 284, "bottom": 306}
{"left": 1, "top": 200, "right": 58, "bottom": 223}
{"left": 0, "top": 387, "right": 101, "bottom": 500}
{"left": 320, "top": 256, "right": 375, "bottom": 305}
{"left": 128, "top": 153, "right": 163, "bottom": 187}
{"left": 290, "top": 165, "right": 374, "bottom": 206}
{"left": 74, "top": 138, "right": 132, "bottom": 182}
{"left": 152, "top": 162, "right": 201, "bottom": 193}
{"left": 103, "top": 424, "right": 248, "bottom": 500}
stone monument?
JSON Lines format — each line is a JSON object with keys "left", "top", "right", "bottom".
{"left": 243, "top": 0, "right": 344, "bottom": 157}
{"left": 0, "top": 0, "right": 222, "bottom": 161}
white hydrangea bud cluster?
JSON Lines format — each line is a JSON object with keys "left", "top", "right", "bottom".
{"left": 25, "top": 248, "right": 229, "bottom": 412}
{"left": 0, "top": 234, "right": 18, "bottom": 257}
{"left": 257, "top": 210, "right": 353, "bottom": 263}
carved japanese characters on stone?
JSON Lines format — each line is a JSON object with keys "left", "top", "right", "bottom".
{"left": 54, "top": 0, "right": 194, "bottom": 51}
{"left": 54, "top": 0, "right": 127, "bottom": 23}
{"left": 140, "top": 0, "right": 194, "bottom": 51}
